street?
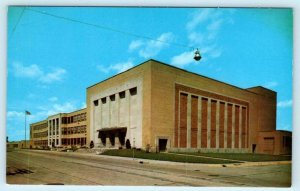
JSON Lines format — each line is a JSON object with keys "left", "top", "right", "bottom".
{"left": 6, "top": 149, "right": 291, "bottom": 187}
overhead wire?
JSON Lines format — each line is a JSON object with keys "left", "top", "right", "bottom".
{"left": 24, "top": 7, "right": 195, "bottom": 50}
{"left": 9, "top": 7, "right": 26, "bottom": 40}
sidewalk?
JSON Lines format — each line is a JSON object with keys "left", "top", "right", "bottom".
{"left": 17, "top": 149, "right": 292, "bottom": 168}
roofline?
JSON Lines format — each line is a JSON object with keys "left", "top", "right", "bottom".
{"left": 30, "top": 119, "right": 48, "bottom": 126}
{"left": 87, "top": 58, "right": 274, "bottom": 96}
{"left": 149, "top": 59, "right": 260, "bottom": 94}
{"left": 276, "top": 130, "right": 292, "bottom": 133}
{"left": 246, "top": 85, "right": 277, "bottom": 94}
{"left": 65, "top": 107, "right": 86, "bottom": 114}
{"left": 48, "top": 107, "right": 87, "bottom": 117}
{"left": 87, "top": 59, "right": 152, "bottom": 89}
{"left": 30, "top": 107, "right": 87, "bottom": 125}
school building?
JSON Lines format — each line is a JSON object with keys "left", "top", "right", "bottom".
{"left": 30, "top": 59, "right": 292, "bottom": 155}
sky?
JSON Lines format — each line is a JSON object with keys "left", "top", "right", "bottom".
{"left": 6, "top": 7, "right": 293, "bottom": 141}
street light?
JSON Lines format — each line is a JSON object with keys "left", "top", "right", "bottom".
{"left": 194, "top": 48, "right": 202, "bottom": 61}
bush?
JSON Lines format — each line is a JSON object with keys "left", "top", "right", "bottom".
{"left": 125, "top": 139, "right": 131, "bottom": 149}
{"left": 71, "top": 145, "right": 78, "bottom": 152}
{"left": 90, "top": 141, "right": 94, "bottom": 148}
{"left": 146, "top": 144, "right": 151, "bottom": 153}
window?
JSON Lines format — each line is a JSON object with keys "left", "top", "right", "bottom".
{"left": 130, "top": 87, "right": 137, "bottom": 96}
{"left": 101, "top": 97, "right": 107, "bottom": 104}
{"left": 110, "top": 94, "right": 115, "bottom": 101}
{"left": 94, "top": 100, "right": 99, "bottom": 106}
{"left": 119, "top": 91, "right": 125, "bottom": 99}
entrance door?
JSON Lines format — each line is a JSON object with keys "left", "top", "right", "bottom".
{"left": 159, "top": 139, "right": 168, "bottom": 152}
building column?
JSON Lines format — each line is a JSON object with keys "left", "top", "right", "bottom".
{"left": 106, "top": 134, "right": 112, "bottom": 148}
{"left": 232, "top": 105, "right": 235, "bottom": 149}
{"left": 197, "top": 96, "right": 202, "bottom": 149}
{"left": 207, "top": 98, "right": 211, "bottom": 148}
{"left": 108, "top": 96, "right": 111, "bottom": 128}
{"left": 216, "top": 101, "right": 220, "bottom": 149}
{"left": 115, "top": 131, "right": 121, "bottom": 148}
{"left": 116, "top": 93, "right": 120, "bottom": 126}
{"left": 95, "top": 101, "right": 102, "bottom": 148}
{"left": 125, "top": 89, "right": 131, "bottom": 141}
{"left": 224, "top": 103, "right": 228, "bottom": 148}
{"left": 97, "top": 131, "right": 104, "bottom": 147}
{"left": 239, "top": 106, "right": 242, "bottom": 149}
{"left": 58, "top": 117, "right": 61, "bottom": 146}
{"left": 177, "top": 92, "right": 181, "bottom": 147}
{"left": 48, "top": 120, "right": 51, "bottom": 147}
{"left": 245, "top": 108, "right": 248, "bottom": 148}
{"left": 187, "top": 94, "right": 192, "bottom": 148}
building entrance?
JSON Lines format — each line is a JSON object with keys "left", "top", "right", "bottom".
{"left": 97, "top": 127, "right": 127, "bottom": 148}
{"left": 159, "top": 139, "right": 168, "bottom": 152}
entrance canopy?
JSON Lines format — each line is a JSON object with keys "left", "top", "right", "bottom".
{"left": 97, "top": 127, "right": 127, "bottom": 132}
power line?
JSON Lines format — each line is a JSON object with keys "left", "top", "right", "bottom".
{"left": 25, "top": 7, "right": 195, "bottom": 50}
{"left": 9, "top": 7, "right": 26, "bottom": 40}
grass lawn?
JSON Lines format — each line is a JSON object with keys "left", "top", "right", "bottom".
{"left": 101, "top": 149, "right": 239, "bottom": 164}
{"left": 174, "top": 152, "right": 292, "bottom": 162}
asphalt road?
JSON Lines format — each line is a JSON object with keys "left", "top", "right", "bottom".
{"left": 6, "top": 149, "right": 291, "bottom": 187}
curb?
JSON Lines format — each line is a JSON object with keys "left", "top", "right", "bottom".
{"left": 17, "top": 149, "right": 292, "bottom": 168}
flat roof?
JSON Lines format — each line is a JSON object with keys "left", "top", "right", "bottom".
{"left": 87, "top": 59, "right": 275, "bottom": 96}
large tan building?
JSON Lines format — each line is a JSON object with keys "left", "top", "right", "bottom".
{"left": 87, "top": 59, "right": 291, "bottom": 154}
{"left": 30, "top": 59, "right": 291, "bottom": 155}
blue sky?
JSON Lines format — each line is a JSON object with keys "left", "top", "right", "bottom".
{"left": 7, "top": 7, "right": 293, "bottom": 141}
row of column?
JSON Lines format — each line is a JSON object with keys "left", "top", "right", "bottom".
{"left": 98, "top": 132, "right": 121, "bottom": 148}
{"left": 95, "top": 90, "right": 128, "bottom": 129}
{"left": 176, "top": 93, "right": 248, "bottom": 149}
{"left": 48, "top": 118, "right": 61, "bottom": 147}
{"left": 93, "top": 88, "right": 135, "bottom": 147}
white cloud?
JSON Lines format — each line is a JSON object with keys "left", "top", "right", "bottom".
{"left": 47, "top": 102, "right": 76, "bottom": 116}
{"left": 188, "top": 32, "right": 205, "bottom": 45}
{"left": 97, "top": 60, "right": 134, "bottom": 74}
{"left": 277, "top": 100, "right": 292, "bottom": 108}
{"left": 110, "top": 61, "right": 134, "bottom": 73}
{"left": 7, "top": 111, "right": 24, "bottom": 120}
{"left": 264, "top": 81, "right": 278, "bottom": 89}
{"left": 186, "top": 9, "right": 212, "bottom": 30}
{"left": 171, "top": 9, "right": 234, "bottom": 68}
{"left": 128, "top": 32, "right": 174, "bottom": 59}
{"left": 48, "top": 97, "right": 58, "bottom": 102}
{"left": 29, "top": 102, "right": 78, "bottom": 120}
{"left": 170, "top": 51, "right": 194, "bottom": 68}
{"left": 210, "top": 49, "right": 222, "bottom": 58}
{"left": 128, "top": 40, "right": 143, "bottom": 51}
{"left": 207, "top": 19, "right": 223, "bottom": 31}
{"left": 12, "top": 62, "right": 43, "bottom": 78}
{"left": 11, "top": 62, "right": 66, "bottom": 84}
{"left": 39, "top": 68, "right": 66, "bottom": 83}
